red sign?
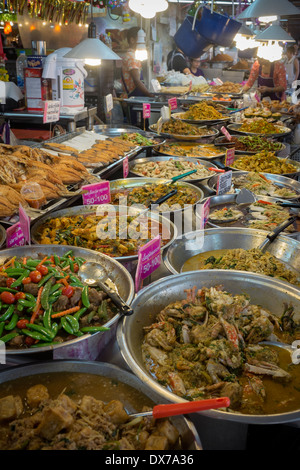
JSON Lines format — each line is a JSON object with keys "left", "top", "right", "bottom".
{"left": 82, "top": 181, "right": 111, "bottom": 205}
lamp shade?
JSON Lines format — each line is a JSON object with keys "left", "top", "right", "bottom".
{"left": 255, "top": 24, "right": 295, "bottom": 42}
{"left": 237, "top": 23, "right": 255, "bottom": 37}
{"left": 63, "top": 38, "right": 122, "bottom": 61}
{"left": 237, "top": 0, "right": 300, "bottom": 20}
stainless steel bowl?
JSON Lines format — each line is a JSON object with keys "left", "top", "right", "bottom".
{"left": 163, "top": 227, "right": 300, "bottom": 275}
{"left": 0, "top": 245, "right": 134, "bottom": 357}
{"left": 213, "top": 135, "right": 286, "bottom": 155}
{"left": 117, "top": 270, "right": 300, "bottom": 425}
{"left": 226, "top": 153, "right": 300, "bottom": 179}
{"left": 0, "top": 360, "right": 202, "bottom": 450}
{"left": 129, "top": 156, "right": 218, "bottom": 183}
{"left": 31, "top": 204, "right": 177, "bottom": 263}
{"left": 109, "top": 177, "right": 204, "bottom": 218}
{"left": 206, "top": 171, "right": 300, "bottom": 200}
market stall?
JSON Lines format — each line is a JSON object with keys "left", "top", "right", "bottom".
{"left": 0, "top": 0, "right": 300, "bottom": 454}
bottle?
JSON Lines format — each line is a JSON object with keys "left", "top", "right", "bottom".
{"left": 106, "top": 32, "right": 112, "bottom": 49}
{"left": 16, "top": 51, "right": 27, "bottom": 93}
{"left": 20, "top": 182, "right": 45, "bottom": 209}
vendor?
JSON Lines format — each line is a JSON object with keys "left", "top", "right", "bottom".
{"left": 167, "top": 46, "right": 190, "bottom": 74}
{"left": 189, "top": 57, "right": 204, "bottom": 77}
{"left": 242, "top": 58, "right": 287, "bottom": 101}
{"left": 121, "top": 26, "right": 153, "bottom": 99}
{"left": 283, "top": 45, "right": 299, "bottom": 87}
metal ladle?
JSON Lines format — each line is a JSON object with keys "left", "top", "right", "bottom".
{"left": 259, "top": 340, "right": 300, "bottom": 365}
{"left": 78, "top": 262, "right": 134, "bottom": 317}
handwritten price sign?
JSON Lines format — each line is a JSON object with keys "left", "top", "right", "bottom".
{"left": 225, "top": 148, "right": 235, "bottom": 167}
{"left": 197, "top": 198, "right": 211, "bottom": 229}
{"left": 43, "top": 100, "right": 60, "bottom": 124}
{"left": 123, "top": 157, "right": 129, "bottom": 178}
{"left": 82, "top": 181, "right": 111, "bottom": 205}
{"left": 6, "top": 223, "right": 26, "bottom": 248}
{"left": 217, "top": 171, "right": 232, "bottom": 196}
{"left": 168, "top": 97, "right": 178, "bottom": 111}
{"left": 220, "top": 126, "right": 232, "bottom": 141}
{"left": 143, "top": 103, "right": 151, "bottom": 119}
{"left": 135, "top": 235, "right": 161, "bottom": 292}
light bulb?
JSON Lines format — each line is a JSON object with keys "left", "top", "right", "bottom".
{"left": 258, "top": 16, "right": 278, "bottom": 24}
{"left": 235, "top": 33, "right": 258, "bottom": 51}
{"left": 84, "top": 58, "right": 101, "bottom": 66}
{"left": 135, "top": 48, "right": 148, "bottom": 61}
{"left": 257, "top": 41, "right": 283, "bottom": 62}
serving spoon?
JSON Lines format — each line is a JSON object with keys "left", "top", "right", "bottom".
{"left": 259, "top": 340, "right": 300, "bottom": 365}
{"left": 78, "top": 262, "right": 134, "bottom": 317}
{"left": 128, "top": 397, "right": 230, "bottom": 419}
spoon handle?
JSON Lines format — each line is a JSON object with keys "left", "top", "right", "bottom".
{"left": 152, "top": 397, "right": 230, "bottom": 419}
{"left": 98, "top": 281, "right": 133, "bottom": 316}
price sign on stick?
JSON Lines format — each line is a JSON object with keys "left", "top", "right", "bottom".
{"left": 43, "top": 100, "right": 60, "bottom": 124}
{"left": 217, "top": 171, "right": 232, "bottom": 196}
{"left": 6, "top": 223, "right": 25, "bottom": 248}
{"left": 123, "top": 156, "right": 129, "bottom": 178}
{"left": 197, "top": 198, "right": 211, "bottom": 230}
{"left": 19, "top": 204, "right": 31, "bottom": 245}
{"left": 220, "top": 126, "right": 232, "bottom": 141}
{"left": 225, "top": 148, "right": 235, "bottom": 167}
{"left": 143, "top": 103, "right": 151, "bottom": 119}
{"left": 105, "top": 94, "right": 114, "bottom": 113}
{"left": 135, "top": 235, "right": 161, "bottom": 292}
{"left": 168, "top": 97, "right": 178, "bottom": 111}
{"left": 82, "top": 181, "right": 111, "bottom": 205}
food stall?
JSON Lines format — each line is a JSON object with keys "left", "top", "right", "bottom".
{"left": 0, "top": 0, "right": 300, "bottom": 454}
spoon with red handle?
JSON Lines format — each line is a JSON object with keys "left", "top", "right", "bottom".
{"left": 128, "top": 397, "right": 230, "bottom": 419}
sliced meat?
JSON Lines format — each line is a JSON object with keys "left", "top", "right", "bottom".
{"left": 23, "top": 283, "right": 40, "bottom": 296}
{"left": 52, "top": 295, "right": 69, "bottom": 312}
{"left": 36, "top": 406, "right": 74, "bottom": 440}
{"left": 88, "top": 288, "right": 107, "bottom": 306}
{"left": 0, "top": 395, "right": 23, "bottom": 422}
{"left": 69, "top": 287, "right": 82, "bottom": 308}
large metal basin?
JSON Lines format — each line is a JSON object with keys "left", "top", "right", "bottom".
{"left": 0, "top": 245, "right": 134, "bottom": 359}
{"left": 117, "top": 270, "right": 300, "bottom": 425}
{"left": 163, "top": 227, "right": 300, "bottom": 276}
{"left": 0, "top": 360, "right": 202, "bottom": 450}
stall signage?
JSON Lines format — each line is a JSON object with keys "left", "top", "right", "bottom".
{"left": 43, "top": 100, "right": 61, "bottom": 124}
{"left": 168, "top": 97, "right": 178, "bottom": 111}
{"left": 220, "top": 126, "right": 232, "bottom": 141}
{"left": 197, "top": 198, "right": 211, "bottom": 229}
{"left": 123, "top": 156, "right": 129, "bottom": 178}
{"left": 143, "top": 103, "right": 151, "bottom": 119}
{"left": 19, "top": 204, "right": 31, "bottom": 245}
{"left": 105, "top": 94, "right": 114, "bottom": 113}
{"left": 82, "top": 181, "right": 111, "bottom": 205}
{"left": 225, "top": 148, "right": 235, "bottom": 166}
{"left": 135, "top": 235, "right": 161, "bottom": 292}
{"left": 217, "top": 171, "right": 232, "bottom": 196}
{"left": 6, "top": 223, "right": 25, "bottom": 248}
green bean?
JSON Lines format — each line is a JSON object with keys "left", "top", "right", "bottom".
{"left": 61, "top": 316, "right": 75, "bottom": 335}
{"left": 73, "top": 307, "right": 87, "bottom": 320}
{"left": 65, "top": 315, "right": 79, "bottom": 333}
{"left": 80, "top": 326, "right": 110, "bottom": 333}
{"left": 26, "top": 323, "right": 54, "bottom": 340}
{"left": 25, "top": 293, "right": 36, "bottom": 303}
{"left": 29, "top": 340, "right": 60, "bottom": 348}
{"left": 0, "top": 287, "right": 19, "bottom": 293}
{"left": 62, "top": 250, "right": 74, "bottom": 258}
{"left": 17, "top": 299, "right": 36, "bottom": 309}
{"left": 0, "top": 305, "right": 15, "bottom": 322}
{"left": 43, "top": 307, "right": 52, "bottom": 331}
{"left": 4, "top": 268, "right": 26, "bottom": 276}
{"left": 69, "top": 276, "right": 84, "bottom": 287}
{"left": 50, "top": 284, "right": 62, "bottom": 294}
{"left": 53, "top": 255, "right": 60, "bottom": 266}
{"left": 0, "top": 332, "right": 19, "bottom": 343}
{"left": 5, "top": 313, "right": 18, "bottom": 331}
{"left": 17, "top": 303, "right": 24, "bottom": 312}
{"left": 51, "top": 322, "right": 58, "bottom": 337}
{"left": 0, "top": 321, "right": 5, "bottom": 336}
{"left": 37, "top": 273, "right": 53, "bottom": 288}
{"left": 81, "top": 285, "right": 90, "bottom": 308}
{"left": 49, "top": 291, "right": 62, "bottom": 304}
{"left": 40, "top": 279, "right": 53, "bottom": 310}
{"left": 11, "top": 270, "right": 31, "bottom": 288}
{"left": 21, "top": 328, "right": 50, "bottom": 342}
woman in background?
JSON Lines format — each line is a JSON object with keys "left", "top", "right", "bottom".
{"left": 242, "top": 57, "right": 287, "bottom": 101}
{"left": 189, "top": 57, "right": 204, "bottom": 77}
{"left": 283, "top": 45, "right": 299, "bottom": 87}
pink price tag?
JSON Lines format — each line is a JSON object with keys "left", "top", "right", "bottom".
{"left": 143, "top": 103, "right": 151, "bottom": 119}
{"left": 82, "top": 181, "right": 111, "bottom": 205}
{"left": 6, "top": 223, "right": 26, "bottom": 248}
{"left": 123, "top": 157, "right": 129, "bottom": 178}
{"left": 197, "top": 198, "right": 211, "bottom": 229}
{"left": 225, "top": 148, "right": 235, "bottom": 166}
{"left": 168, "top": 97, "right": 178, "bottom": 111}
{"left": 135, "top": 235, "right": 161, "bottom": 292}
{"left": 221, "top": 126, "right": 232, "bottom": 141}
{"left": 19, "top": 204, "right": 31, "bottom": 244}
{"left": 217, "top": 171, "right": 232, "bottom": 195}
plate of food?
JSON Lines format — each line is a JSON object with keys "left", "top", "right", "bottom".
{"left": 214, "top": 134, "right": 286, "bottom": 155}
{"left": 228, "top": 151, "right": 300, "bottom": 177}
{"left": 156, "top": 141, "right": 227, "bottom": 160}
{"left": 227, "top": 119, "right": 292, "bottom": 137}
{"left": 171, "top": 101, "right": 230, "bottom": 125}
{"left": 149, "top": 120, "right": 219, "bottom": 141}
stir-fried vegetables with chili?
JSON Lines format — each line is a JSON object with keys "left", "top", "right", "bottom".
{"left": 231, "top": 151, "right": 297, "bottom": 174}
{"left": 0, "top": 251, "right": 119, "bottom": 349}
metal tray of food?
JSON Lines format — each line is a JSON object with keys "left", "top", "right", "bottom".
{"left": 155, "top": 141, "right": 227, "bottom": 160}
{"left": 30, "top": 204, "right": 177, "bottom": 263}
{"left": 149, "top": 124, "right": 219, "bottom": 141}
{"left": 227, "top": 122, "right": 292, "bottom": 138}
{"left": 207, "top": 171, "right": 300, "bottom": 201}
{"left": 0, "top": 361, "right": 202, "bottom": 450}
{"left": 196, "top": 193, "right": 299, "bottom": 235}
{"left": 170, "top": 112, "right": 230, "bottom": 126}
{"left": 226, "top": 153, "right": 300, "bottom": 179}
{"left": 163, "top": 227, "right": 300, "bottom": 276}
{"left": 0, "top": 245, "right": 134, "bottom": 356}
{"left": 109, "top": 177, "right": 204, "bottom": 217}
{"left": 117, "top": 269, "right": 300, "bottom": 424}
{"left": 129, "top": 156, "right": 218, "bottom": 183}
{"left": 214, "top": 134, "right": 286, "bottom": 155}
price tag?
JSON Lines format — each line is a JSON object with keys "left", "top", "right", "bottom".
{"left": 217, "top": 171, "right": 232, "bottom": 195}
{"left": 6, "top": 223, "right": 25, "bottom": 248}
{"left": 213, "top": 78, "right": 223, "bottom": 86}
{"left": 43, "top": 100, "right": 60, "bottom": 124}
{"left": 105, "top": 93, "right": 114, "bottom": 113}
{"left": 143, "top": 103, "right": 151, "bottom": 119}
{"left": 135, "top": 235, "right": 161, "bottom": 292}
{"left": 82, "top": 181, "right": 111, "bottom": 205}
{"left": 197, "top": 198, "right": 211, "bottom": 230}
{"left": 220, "top": 126, "right": 232, "bottom": 141}
{"left": 168, "top": 97, "right": 178, "bottom": 111}
{"left": 19, "top": 204, "right": 31, "bottom": 244}
{"left": 123, "top": 156, "right": 129, "bottom": 178}
{"left": 225, "top": 148, "right": 235, "bottom": 166}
